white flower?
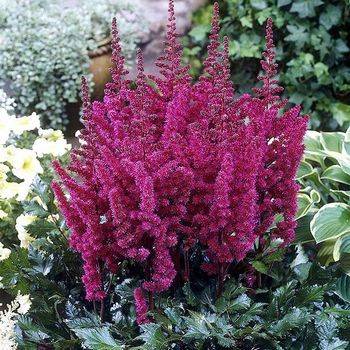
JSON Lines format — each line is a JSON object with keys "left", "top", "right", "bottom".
{"left": 0, "top": 107, "right": 13, "bottom": 144}
{"left": 0, "top": 181, "right": 31, "bottom": 201}
{"left": 0, "top": 163, "right": 9, "bottom": 183}
{"left": 0, "top": 181, "right": 21, "bottom": 199}
{"left": 7, "top": 148, "right": 43, "bottom": 181}
{"left": 75, "top": 129, "right": 87, "bottom": 146}
{"left": 0, "top": 209, "right": 7, "bottom": 219}
{"left": 15, "top": 214, "right": 36, "bottom": 248}
{"left": 16, "top": 293, "right": 31, "bottom": 315}
{"left": 0, "top": 292, "right": 31, "bottom": 349}
{"left": 33, "top": 128, "right": 70, "bottom": 157}
{"left": 12, "top": 112, "right": 40, "bottom": 135}
{"left": 0, "top": 303, "right": 17, "bottom": 349}
{"left": 0, "top": 241, "right": 11, "bottom": 261}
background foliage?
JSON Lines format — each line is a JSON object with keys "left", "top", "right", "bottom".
{"left": 0, "top": 0, "right": 147, "bottom": 129}
{"left": 183, "top": 0, "right": 350, "bottom": 130}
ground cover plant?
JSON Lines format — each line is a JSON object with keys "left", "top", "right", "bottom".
{"left": 0, "top": 1, "right": 349, "bottom": 349}
{"left": 183, "top": 0, "right": 350, "bottom": 130}
{"left": 296, "top": 127, "right": 350, "bottom": 303}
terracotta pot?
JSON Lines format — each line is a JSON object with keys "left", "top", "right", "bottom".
{"left": 88, "top": 37, "right": 113, "bottom": 101}
{"left": 65, "top": 38, "right": 113, "bottom": 138}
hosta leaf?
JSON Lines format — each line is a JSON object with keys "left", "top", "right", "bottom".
{"left": 297, "top": 161, "right": 314, "bottom": 179}
{"left": 335, "top": 274, "right": 350, "bottom": 302}
{"left": 297, "top": 193, "right": 314, "bottom": 219}
{"left": 317, "top": 240, "right": 336, "bottom": 266}
{"left": 304, "top": 131, "right": 325, "bottom": 163}
{"left": 333, "top": 234, "right": 350, "bottom": 262}
{"left": 320, "top": 132, "right": 345, "bottom": 153}
{"left": 295, "top": 214, "right": 314, "bottom": 244}
{"left": 321, "top": 165, "right": 350, "bottom": 185}
{"left": 310, "top": 203, "right": 350, "bottom": 243}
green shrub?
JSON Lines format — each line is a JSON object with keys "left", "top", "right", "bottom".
{"left": 0, "top": 0, "right": 147, "bottom": 129}
{"left": 183, "top": 0, "right": 350, "bottom": 130}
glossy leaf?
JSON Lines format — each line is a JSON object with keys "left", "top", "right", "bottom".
{"left": 310, "top": 203, "right": 350, "bottom": 243}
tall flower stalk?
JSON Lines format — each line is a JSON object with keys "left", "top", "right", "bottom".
{"left": 53, "top": 1, "right": 308, "bottom": 324}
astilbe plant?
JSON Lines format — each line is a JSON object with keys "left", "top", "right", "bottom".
{"left": 52, "top": 1, "right": 308, "bottom": 324}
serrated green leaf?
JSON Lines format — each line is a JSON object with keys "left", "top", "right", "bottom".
{"left": 73, "top": 327, "right": 122, "bottom": 350}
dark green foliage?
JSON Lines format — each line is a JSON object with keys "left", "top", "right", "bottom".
{"left": 183, "top": 0, "right": 350, "bottom": 130}
{"left": 2, "top": 214, "right": 350, "bottom": 349}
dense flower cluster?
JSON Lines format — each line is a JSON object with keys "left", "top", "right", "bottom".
{"left": 0, "top": 292, "right": 31, "bottom": 349}
{"left": 53, "top": 1, "right": 307, "bottom": 322}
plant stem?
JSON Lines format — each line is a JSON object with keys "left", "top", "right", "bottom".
{"left": 149, "top": 291, "right": 155, "bottom": 311}
{"left": 184, "top": 248, "right": 189, "bottom": 282}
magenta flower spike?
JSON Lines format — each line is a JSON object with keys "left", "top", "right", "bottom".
{"left": 53, "top": 1, "right": 308, "bottom": 324}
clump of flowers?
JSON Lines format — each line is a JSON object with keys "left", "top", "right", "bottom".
{"left": 0, "top": 89, "right": 70, "bottom": 250}
{"left": 53, "top": 1, "right": 308, "bottom": 323}
{"left": 0, "top": 292, "right": 31, "bottom": 349}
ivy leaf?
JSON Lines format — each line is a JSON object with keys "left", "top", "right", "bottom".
{"left": 319, "top": 5, "right": 342, "bottom": 30}
{"left": 250, "top": 0, "right": 267, "bottom": 10}
{"left": 331, "top": 103, "right": 350, "bottom": 127}
{"left": 188, "top": 25, "right": 210, "bottom": 42}
{"left": 285, "top": 25, "right": 309, "bottom": 48}
{"left": 290, "top": 0, "right": 323, "bottom": 18}
{"left": 277, "top": 0, "right": 292, "bottom": 7}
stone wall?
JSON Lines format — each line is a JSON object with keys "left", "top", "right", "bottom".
{"left": 133, "top": 0, "right": 206, "bottom": 75}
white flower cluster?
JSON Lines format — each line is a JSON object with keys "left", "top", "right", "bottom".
{"left": 0, "top": 92, "right": 71, "bottom": 202}
{"left": 0, "top": 292, "right": 31, "bottom": 349}
{"left": 0, "top": 90, "right": 71, "bottom": 257}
